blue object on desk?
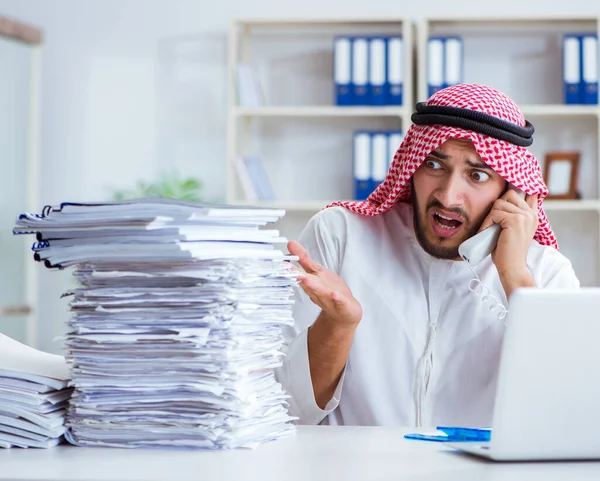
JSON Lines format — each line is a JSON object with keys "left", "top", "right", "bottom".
{"left": 404, "top": 426, "right": 491, "bottom": 443}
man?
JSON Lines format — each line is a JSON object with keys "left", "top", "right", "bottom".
{"left": 275, "top": 83, "right": 579, "bottom": 428}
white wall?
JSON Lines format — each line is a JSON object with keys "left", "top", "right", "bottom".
{"left": 0, "top": 0, "right": 598, "bottom": 353}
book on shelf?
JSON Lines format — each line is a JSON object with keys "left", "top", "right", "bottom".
{"left": 236, "top": 63, "right": 265, "bottom": 107}
{"left": 235, "top": 156, "right": 258, "bottom": 201}
{"left": 236, "top": 156, "right": 274, "bottom": 202}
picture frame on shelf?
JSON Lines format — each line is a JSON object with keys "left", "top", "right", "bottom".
{"left": 543, "top": 151, "right": 580, "bottom": 200}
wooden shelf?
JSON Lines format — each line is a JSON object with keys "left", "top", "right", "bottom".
{"left": 423, "top": 15, "right": 598, "bottom": 25}
{"left": 235, "top": 17, "right": 410, "bottom": 28}
{"left": 520, "top": 105, "right": 600, "bottom": 117}
{"left": 543, "top": 200, "right": 600, "bottom": 211}
{"left": 233, "top": 106, "right": 407, "bottom": 118}
{"left": 232, "top": 200, "right": 350, "bottom": 212}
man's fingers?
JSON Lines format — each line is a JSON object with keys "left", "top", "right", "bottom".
{"left": 478, "top": 216, "right": 495, "bottom": 232}
{"left": 478, "top": 208, "right": 508, "bottom": 233}
{"left": 479, "top": 194, "right": 538, "bottom": 234}
{"left": 526, "top": 194, "right": 538, "bottom": 210}
{"left": 287, "top": 240, "right": 322, "bottom": 274}
{"left": 299, "top": 274, "right": 349, "bottom": 308}
{"left": 288, "top": 264, "right": 307, "bottom": 278}
{"left": 479, "top": 200, "right": 516, "bottom": 232}
{"left": 299, "top": 275, "right": 343, "bottom": 310}
{"left": 494, "top": 199, "right": 523, "bottom": 214}
{"left": 504, "top": 189, "right": 538, "bottom": 212}
{"left": 503, "top": 189, "right": 528, "bottom": 208}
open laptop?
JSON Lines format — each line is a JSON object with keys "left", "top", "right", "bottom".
{"left": 447, "top": 287, "right": 600, "bottom": 461}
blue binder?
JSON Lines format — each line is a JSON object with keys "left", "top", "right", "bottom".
{"left": 369, "top": 37, "right": 387, "bottom": 106}
{"left": 443, "top": 36, "right": 462, "bottom": 89}
{"left": 370, "top": 131, "right": 388, "bottom": 193}
{"left": 563, "top": 34, "right": 583, "bottom": 104}
{"left": 353, "top": 130, "right": 371, "bottom": 200}
{"left": 334, "top": 36, "right": 353, "bottom": 106}
{"left": 427, "top": 36, "right": 445, "bottom": 98}
{"left": 351, "top": 37, "right": 370, "bottom": 105}
{"left": 582, "top": 34, "right": 598, "bottom": 105}
{"left": 387, "top": 36, "right": 403, "bottom": 105}
{"left": 388, "top": 130, "right": 404, "bottom": 166}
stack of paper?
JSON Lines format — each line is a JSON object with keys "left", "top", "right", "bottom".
{"left": 13, "top": 198, "right": 298, "bottom": 449}
{"left": 0, "top": 334, "right": 71, "bottom": 448}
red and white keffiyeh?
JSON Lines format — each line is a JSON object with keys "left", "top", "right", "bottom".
{"left": 328, "top": 83, "right": 557, "bottom": 249}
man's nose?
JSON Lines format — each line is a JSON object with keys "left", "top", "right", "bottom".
{"left": 435, "top": 175, "right": 464, "bottom": 207}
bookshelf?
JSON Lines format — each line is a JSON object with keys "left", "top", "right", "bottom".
{"left": 226, "top": 17, "right": 413, "bottom": 215}
{"left": 226, "top": 15, "right": 600, "bottom": 286}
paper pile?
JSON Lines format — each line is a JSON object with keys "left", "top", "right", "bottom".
{"left": 0, "top": 334, "right": 71, "bottom": 448}
{"left": 14, "top": 198, "right": 298, "bottom": 449}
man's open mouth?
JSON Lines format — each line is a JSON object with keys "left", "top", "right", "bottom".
{"left": 433, "top": 212, "right": 463, "bottom": 230}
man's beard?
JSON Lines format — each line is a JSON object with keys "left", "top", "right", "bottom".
{"left": 410, "top": 183, "right": 481, "bottom": 260}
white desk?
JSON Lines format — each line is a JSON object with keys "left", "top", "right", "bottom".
{"left": 1, "top": 426, "right": 599, "bottom": 481}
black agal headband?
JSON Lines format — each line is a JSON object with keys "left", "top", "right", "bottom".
{"left": 411, "top": 102, "right": 534, "bottom": 147}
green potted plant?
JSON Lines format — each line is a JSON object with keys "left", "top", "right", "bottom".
{"left": 111, "top": 170, "right": 204, "bottom": 201}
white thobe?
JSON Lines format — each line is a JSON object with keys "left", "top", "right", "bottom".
{"left": 275, "top": 202, "right": 580, "bottom": 427}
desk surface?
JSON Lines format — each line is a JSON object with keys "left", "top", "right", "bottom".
{"left": 1, "top": 426, "right": 599, "bottom": 481}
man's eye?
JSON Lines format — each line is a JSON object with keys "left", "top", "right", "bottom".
{"left": 425, "top": 159, "right": 442, "bottom": 170}
{"left": 471, "top": 171, "right": 490, "bottom": 182}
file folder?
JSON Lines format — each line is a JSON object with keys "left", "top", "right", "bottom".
{"left": 352, "top": 37, "right": 370, "bottom": 105}
{"left": 334, "top": 36, "right": 353, "bottom": 106}
{"left": 444, "top": 36, "right": 462, "bottom": 89}
{"left": 582, "top": 34, "right": 598, "bottom": 105}
{"left": 370, "top": 131, "right": 388, "bottom": 193}
{"left": 369, "top": 37, "right": 387, "bottom": 105}
{"left": 388, "top": 130, "right": 404, "bottom": 165}
{"left": 427, "top": 37, "right": 444, "bottom": 98}
{"left": 405, "top": 426, "right": 491, "bottom": 443}
{"left": 353, "top": 131, "right": 371, "bottom": 200}
{"left": 387, "top": 36, "right": 403, "bottom": 105}
{"left": 563, "top": 34, "right": 582, "bottom": 104}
